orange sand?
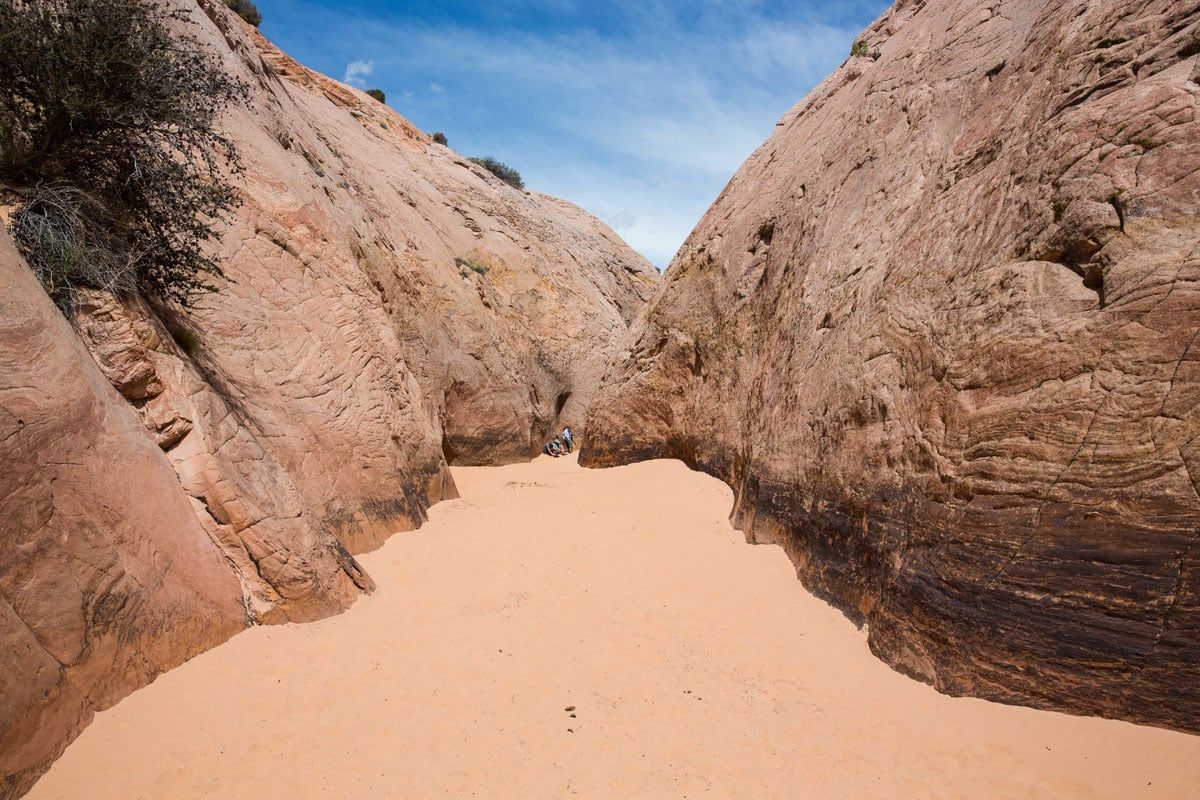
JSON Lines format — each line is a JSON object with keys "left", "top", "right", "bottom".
{"left": 28, "top": 455, "right": 1200, "bottom": 799}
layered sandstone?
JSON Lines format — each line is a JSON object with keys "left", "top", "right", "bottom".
{"left": 218, "top": 11, "right": 656, "bottom": 471}
{"left": 586, "top": 0, "right": 1200, "bottom": 731}
{"left": 0, "top": 233, "right": 248, "bottom": 797}
{"left": 1, "top": 0, "right": 655, "bottom": 794}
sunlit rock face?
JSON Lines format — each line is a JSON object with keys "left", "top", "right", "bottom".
{"left": 1, "top": 232, "right": 248, "bottom": 800}
{"left": 1, "top": 0, "right": 656, "bottom": 794}
{"left": 585, "top": 0, "right": 1200, "bottom": 731}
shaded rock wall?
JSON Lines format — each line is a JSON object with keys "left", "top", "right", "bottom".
{"left": 586, "top": 0, "right": 1200, "bottom": 731}
{"left": 1, "top": 0, "right": 655, "bottom": 795}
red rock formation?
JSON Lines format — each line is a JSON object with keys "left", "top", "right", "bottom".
{"left": 586, "top": 0, "right": 1200, "bottom": 731}
{"left": 208, "top": 10, "right": 657, "bottom": 471}
{"left": 1, "top": 0, "right": 655, "bottom": 795}
{"left": 0, "top": 232, "right": 247, "bottom": 798}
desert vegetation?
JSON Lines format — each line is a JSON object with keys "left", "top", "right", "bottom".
{"left": 223, "top": 0, "right": 261, "bottom": 26}
{"left": 167, "top": 321, "right": 202, "bottom": 355}
{"left": 0, "top": 0, "right": 245, "bottom": 307}
{"left": 469, "top": 156, "right": 524, "bottom": 190}
{"left": 366, "top": 88, "right": 386, "bottom": 103}
{"left": 432, "top": 131, "right": 448, "bottom": 145}
{"left": 455, "top": 255, "right": 489, "bottom": 276}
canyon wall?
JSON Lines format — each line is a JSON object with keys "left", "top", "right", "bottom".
{"left": 0, "top": 232, "right": 248, "bottom": 799}
{"left": 586, "top": 0, "right": 1200, "bottom": 731}
{"left": 1, "top": 0, "right": 655, "bottom": 795}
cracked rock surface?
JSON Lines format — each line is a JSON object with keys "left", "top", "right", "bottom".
{"left": 585, "top": 0, "right": 1200, "bottom": 731}
{"left": 0, "top": 234, "right": 247, "bottom": 799}
{"left": 1, "top": 0, "right": 655, "bottom": 796}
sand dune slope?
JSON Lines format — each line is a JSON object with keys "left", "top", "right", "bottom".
{"left": 28, "top": 456, "right": 1200, "bottom": 799}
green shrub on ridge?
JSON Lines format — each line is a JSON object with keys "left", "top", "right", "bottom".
{"left": 469, "top": 156, "right": 524, "bottom": 190}
{"left": 223, "top": 0, "right": 261, "bottom": 26}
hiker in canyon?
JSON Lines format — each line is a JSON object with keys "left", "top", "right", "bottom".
{"left": 4, "top": 0, "right": 1200, "bottom": 797}
{"left": 0, "top": 0, "right": 658, "bottom": 793}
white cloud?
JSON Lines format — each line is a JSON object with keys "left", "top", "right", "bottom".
{"left": 271, "top": 1, "right": 880, "bottom": 266}
{"left": 601, "top": 210, "right": 637, "bottom": 231}
{"left": 342, "top": 59, "right": 374, "bottom": 87}
{"left": 361, "top": 19, "right": 855, "bottom": 265}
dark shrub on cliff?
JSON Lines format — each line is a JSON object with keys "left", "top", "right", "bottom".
{"left": 223, "top": 0, "right": 261, "bottom": 26}
{"left": 0, "top": 0, "right": 246, "bottom": 306}
{"left": 469, "top": 156, "right": 524, "bottom": 190}
{"left": 365, "top": 88, "right": 386, "bottom": 103}
{"left": 432, "top": 131, "right": 448, "bottom": 146}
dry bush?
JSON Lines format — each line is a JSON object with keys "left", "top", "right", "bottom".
{"left": 0, "top": 0, "right": 246, "bottom": 306}
{"left": 469, "top": 156, "right": 524, "bottom": 190}
{"left": 223, "top": 0, "right": 261, "bottom": 25}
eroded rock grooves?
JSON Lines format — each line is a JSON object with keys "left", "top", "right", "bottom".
{"left": 585, "top": 0, "right": 1200, "bottom": 731}
{"left": 0, "top": 0, "right": 655, "bottom": 795}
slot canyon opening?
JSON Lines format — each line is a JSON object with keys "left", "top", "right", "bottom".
{"left": 555, "top": 390, "right": 571, "bottom": 419}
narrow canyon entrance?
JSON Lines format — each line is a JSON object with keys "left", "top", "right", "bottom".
{"left": 29, "top": 456, "right": 1200, "bottom": 799}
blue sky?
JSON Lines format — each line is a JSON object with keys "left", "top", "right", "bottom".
{"left": 256, "top": 0, "right": 891, "bottom": 267}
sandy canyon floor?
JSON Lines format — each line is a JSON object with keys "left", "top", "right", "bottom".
{"left": 29, "top": 455, "right": 1200, "bottom": 799}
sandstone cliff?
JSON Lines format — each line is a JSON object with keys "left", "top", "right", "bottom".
{"left": 586, "top": 0, "right": 1200, "bottom": 731}
{"left": 1, "top": 0, "right": 655, "bottom": 794}
{"left": 0, "top": 232, "right": 248, "bottom": 798}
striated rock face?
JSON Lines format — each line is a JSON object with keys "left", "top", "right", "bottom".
{"left": 206, "top": 7, "right": 657, "bottom": 476}
{"left": 0, "top": 233, "right": 247, "bottom": 798}
{"left": 586, "top": 0, "right": 1200, "bottom": 731}
{"left": 2, "top": 0, "right": 655, "bottom": 795}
